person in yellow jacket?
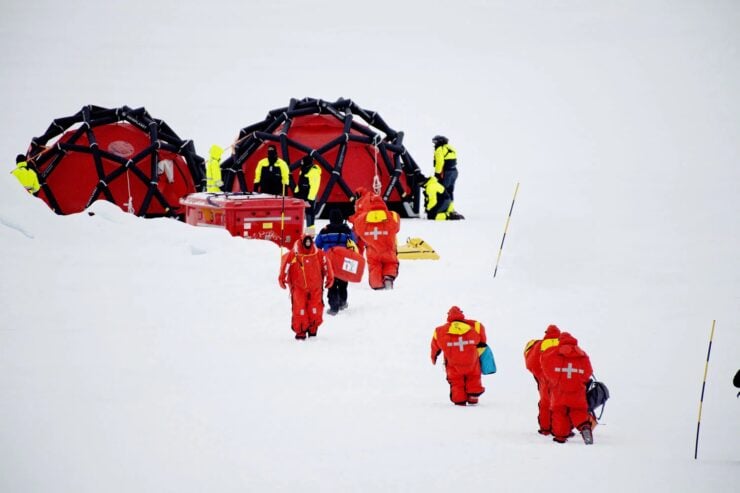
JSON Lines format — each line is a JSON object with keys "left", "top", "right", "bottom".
{"left": 294, "top": 155, "right": 322, "bottom": 228}
{"left": 11, "top": 154, "right": 40, "bottom": 194}
{"left": 205, "top": 144, "right": 224, "bottom": 192}
{"left": 432, "top": 135, "right": 458, "bottom": 201}
{"left": 421, "top": 175, "right": 464, "bottom": 220}
{"left": 254, "top": 144, "right": 290, "bottom": 196}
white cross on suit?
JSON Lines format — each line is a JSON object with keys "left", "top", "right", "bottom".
{"left": 554, "top": 362, "right": 584, "bottom": 379}
{"left": 447, "top": 336, "right": 475, "bottom": 352}
{"left": 367, "top": 226, "right": 388, "bottom": 240}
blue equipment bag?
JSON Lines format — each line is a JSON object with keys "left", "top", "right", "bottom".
{"left": 479, "top": 344, "right": 497, "bottom": 375}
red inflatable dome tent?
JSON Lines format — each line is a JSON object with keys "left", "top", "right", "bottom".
{"left": 27, "top": 105, "right": 205, "bottom": 218}
{"left": 221, "top": 97, "right": 424, "bottom": 218}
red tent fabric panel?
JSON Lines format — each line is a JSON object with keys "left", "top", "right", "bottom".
{"left": 37, "top": 123, "right": 195, "bottom": 215}
{"left": 234, "top": 114, "right": 411, "bottom": 201}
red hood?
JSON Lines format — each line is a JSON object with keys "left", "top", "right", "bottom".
{"left": 447, "top": 306, "right": 465, "bottom": 322}
{"left": 544, "top": 324, "right": 561, "bottom": 339}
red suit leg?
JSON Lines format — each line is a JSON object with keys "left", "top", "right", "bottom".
{"left": 290, "top": 288, "right": 309, "bottom": 336}
{"left": 564, "top": 391, "right": 591, "bottom": 430}
{"left": 537, "top": 380, "right": 553, "bottom": 433}
{"left": 464, "top": 368, "right": 484, "bottom": 397}
{"left": 570, "top": 407, "right": 591, "bottom": 431}
{"left": 445, "top": 365, "right": 468, "bottom": 404}
{"left": 306, "top": 288, "right": 324, "bottom": 336}
{"left": 367, "top": 254, "right": 385, "bottom": 289}
{"left": 550, "top": 404, "right": 571, "bottom": 440}
{"left": 379, "top": 251, "right": 399, "bottom": 281}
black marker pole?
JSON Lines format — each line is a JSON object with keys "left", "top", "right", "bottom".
{"left": 494, "top": 182, "right": 519, "bottom": 277}
{"left": 694, "top": 320, "right": 716, "bottom": 459}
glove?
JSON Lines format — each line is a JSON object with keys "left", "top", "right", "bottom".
{"left": 279, "top": 278, "right": 286, "bottom": 289}
{"left": 432, "top": 356, "right": 437, "bottom": 365}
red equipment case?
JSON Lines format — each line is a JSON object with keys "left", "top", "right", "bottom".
{"left": 181, "top": 193, "right": 305, "bottom": 248}
{"left": 325, "top": 246, "right": 366, "bottom": 283}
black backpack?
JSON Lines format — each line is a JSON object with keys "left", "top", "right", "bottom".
{"left": 586, "top": 377, "right": 610, "bottom": 420}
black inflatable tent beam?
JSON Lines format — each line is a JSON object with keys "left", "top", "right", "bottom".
{"left": 138, "top": 121, "right": 160, "bottom": 215}
{"left": 221, "top": 97, "right": 422, "bottom": 217}
{"left": 231, "top": 127, "right": 289, "bottom": 191}
{"left": 375, "top": 142, "right": 404, "bottom": 201}
{"left": 318, "top": 111, "right": 354, "bottom": 204}
{"left": 111, "top": 106, "right": 205, "bottom": 190}
{"left": 83, "top": 107, "right": 182, "bottom": 215}
{"left": 227, "top": 128, "right": 361, "bottom": 201}
{"left": 385, "top": 131, "right": 408, "bottom": 200}
{"left": 86, "top": 147, "right": 154, "bottom": 211}
{"left": 330, "top": 101, "right": 409, "bottom": 202}
{"left": 282, "top": 104, "right": 402, "bottom": 200}
{"left": 28, "top": 105, "right": 205, "bottom": 216}
{"left": 82, "top": 106, "right": 119, "bottom": 207}
{"left": 300, "top": 101, "right": 403, "bottom": 199}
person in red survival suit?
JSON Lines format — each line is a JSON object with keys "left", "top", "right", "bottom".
{"left": 431, "top": 306, "right": 488, "bottom": 406}
{"left": 541, "top": 331, "right": 594, "bottom": 444}
{"left": 279, "top": 234, "right": 334, "bottom": 340}
{"left": 349, "top": 186, "right": 373, "bottom": 218}
{"left": 350, "top": 192, "right": 400, "bottom": 290}
{"left": 348, "top": 186, "right": 372, "bottom": 255}
{"left": 523, "top": 324, "right": 562, "bottom": 436}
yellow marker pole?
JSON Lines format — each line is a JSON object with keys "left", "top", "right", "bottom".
{"left": 493, "top": 182, "right": 520, "bottom": 277}
{"left": 694, "top": 320, "right": 716, "bottom": 459}
{"left": 279, "top": 182, "right": 287, "bottom": 258}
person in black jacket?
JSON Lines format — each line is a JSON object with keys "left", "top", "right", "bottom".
{"left": 315, "top": 209, "right": 357, "bottom": 315}
{"left": 253, "top": 145, "right": 290, "bottom": 195}
{"left": 294, "top": 155, "right": 322, "bottom": 229}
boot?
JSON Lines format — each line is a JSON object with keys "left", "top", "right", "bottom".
{"left": 580, "top": 425, "right": 594, "bottom": 445}
{"left": 383, "top": 276, "right": 394, "bottom": 290}
{"left": 467, "top": 395, "right": 479, "bottom": 405}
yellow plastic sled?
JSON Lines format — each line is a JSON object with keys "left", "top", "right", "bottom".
{"left": 397, "top": 237, "right": 440, "bottom": 260}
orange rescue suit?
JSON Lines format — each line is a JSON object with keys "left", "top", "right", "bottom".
{"left": 431, "top": 307, "right": 487, "bottom": 405}
{"left": 524, "top": 324, "right": 561, "bottom": 434}
{"left": 351, "top": 194, "right": 400, "bottom": 289}
{"left": 541, "top": 332, "right": 593, "bottom": 441}
{"left": 279, "top": 236, "right": 334, "bottom": 338}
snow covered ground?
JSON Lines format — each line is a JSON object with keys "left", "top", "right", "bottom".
{"left": 1, "top": 1, "right": 739, "bottom": 491}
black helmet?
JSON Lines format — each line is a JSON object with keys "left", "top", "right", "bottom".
{"left": 329, "top": 208, "right": 343, "bottom": 225}
{"left": 432, "top": 135, "right": 448, "bottom": 146}
{"left": 16, "top": 154, "right": 26, "bottom": 163}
